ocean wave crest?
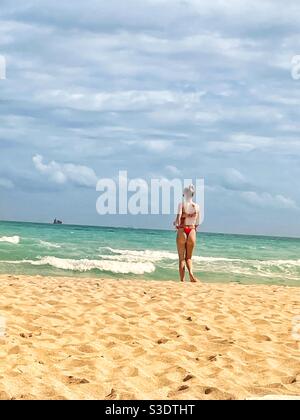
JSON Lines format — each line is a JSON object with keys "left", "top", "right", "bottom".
{"left": 101, "top": 247, "right": 178, "bottom": 262}
{"left": 39, "top": 240, "right": 61, "bottom": 249}
{"left": 193, "top": 257, "right": 300, "bottom": 280}
{"left": 0, "top": 236, "right": 20, "bottom": 245}
{"left": 4, "top": 256, "right": 155, "bottom": 275}
{"left": 1, "top": 245, "right": 299, "bottom": 280}
{"left": 99, "top": 247, "right": 300, "bottom": 280}
{"left": 101, "top": 247, "right": 300, "bottom": 265}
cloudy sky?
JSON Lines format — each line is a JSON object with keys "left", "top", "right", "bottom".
{"left": 0, "top": 0, "right": 300, "bottom": 236}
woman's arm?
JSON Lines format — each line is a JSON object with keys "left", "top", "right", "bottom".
{"left": 173, "top": 203, "right": 183, "bottom": 228}
{"left": 195, "top": 205, "right": 200, "bottom": 229}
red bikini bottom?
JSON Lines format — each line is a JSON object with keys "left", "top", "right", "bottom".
{"left": 184, "top": 227, "right": 194, "bottom": 237}
{"left": 177, "top": 226, "right": 195, "bottom": 237}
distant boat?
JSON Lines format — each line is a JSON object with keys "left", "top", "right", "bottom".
{"left": 53, "top": 219, "right": 63, "bottom": 225}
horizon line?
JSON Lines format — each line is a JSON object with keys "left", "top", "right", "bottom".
{"left": 0, "top": 219, "right": 299, "bottom": 241}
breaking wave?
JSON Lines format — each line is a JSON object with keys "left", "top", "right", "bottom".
{"left": 4, "top": 256, "right": 155, "bottom": 275}
{"left": 98, "top": 247, "right": 300, "bottom": 280}
{"left": 1, "top": 246, "right": 299, "bottom": 280}
{"left": 0, "top": 236, "right": 20, "bottom": 245}
{"left": 39, "top": 240, "right": 61, "bottom": 249}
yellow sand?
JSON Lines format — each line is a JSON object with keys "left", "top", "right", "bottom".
{"left": 0, "top": 275, "right": 299, "bottom": 400}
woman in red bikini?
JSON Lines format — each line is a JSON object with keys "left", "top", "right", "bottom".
{"left": 174, "top": 185, "right": 200, "bottom": 282}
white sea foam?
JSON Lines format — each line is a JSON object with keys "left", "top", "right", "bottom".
{"left": 98, "top": 247, "right": 300, "bottom": 280}
{"left": 2, "top": 246, "right": 299, "bottom": 280}
{"left": 101, "top": 247, "right": 179, "bottom": 262}
{"left": 100, "top": 247, "right": 251, "bottom": 264}
{"left": 0, "top": 236, "right": 20, "bottom": 245}
{"left": 101, "top": 247, "right": 300, "bottom": 266}
{"left": 39, "top": 240, "right": 61, "bottom": 249}
{"left": 5, "top": 256, "right": 155, "bottom": 275}
{"left": 192, "top": 257, "right": 300, "bottom": 279}
{"left": 261, "top": 259, "right": 300, "bottom": 267}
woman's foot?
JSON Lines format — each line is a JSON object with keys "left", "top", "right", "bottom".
{"left": 180, "top": 266, "right": 186, "bottom": 282}
{"left": 189, "top": 273, "right": 198, "bottom": 283}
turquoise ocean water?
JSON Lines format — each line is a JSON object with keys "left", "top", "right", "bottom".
{"left": 0, "top": 221, "right": 299, "bottom": 286}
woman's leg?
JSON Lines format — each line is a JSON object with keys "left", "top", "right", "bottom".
{"left": 176, "top": 229, "right": 187, "bottom": 282}
{"left": 186, "top": 229, "right": 198, "bottom": 282}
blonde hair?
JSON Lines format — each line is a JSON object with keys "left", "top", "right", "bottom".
{"left": 183, "top": 184, "right": 195, "bottom": 197}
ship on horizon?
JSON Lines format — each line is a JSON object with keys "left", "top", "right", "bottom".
{"left": 53, "top": 218, "right": 63, "bottom": 225}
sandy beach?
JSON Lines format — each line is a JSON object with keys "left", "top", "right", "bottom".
{"left": 0, "top": 275, "right": 299, "bottom": 400}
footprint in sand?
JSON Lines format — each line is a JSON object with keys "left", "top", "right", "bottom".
{"left": 20, "top": 333, "right": 33, "bottom": 339}
{"left": 105, "top": 388, "right": 117, "bottom": 400}
{"left": 254, "top": 334, "right": 272, "bottom": 342}
{"left": 157, "top": 338, "right": 168, "bottom": 344}
{"left": 77, "top": 344, "right": 96, "bottom": 353}
{"left": 0, "top": 391, "right": 10, "bottom": 400}
{"left": 65, "top": 376, "right": 90, "bottom": 385}
{"left": 8, "top": 346, "right": 20, "bottom": 355}
{"left": 183, "top": 374, "right": 195, "bottom": 382}
{"left": 178, "top": 385, "right": 189, "bottom": 392}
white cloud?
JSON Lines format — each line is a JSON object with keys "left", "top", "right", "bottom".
{"left": 143, "top": 140, "right": 171, "bottom": 153}
{"left": 241, "top": 191, "right": 298, "bottom": 210}
{"left": 0, "top": 177, "right": 14, "bottom": 189}
{"left": 208, "top": 133, "right": 274, "bottom": 153}
{"left": 216, "top": 169, "right": 299, "bottom": 211}
{"left": 230, "top": 133, "right": 274, "bottom": 149}
{"left": 125, "top": 139, "right": 172, "bottom": 153}
{"left": 165, "top": 165, "right": 181, "bottom": 176}
{"left": 223, "top": 168, "right": 249, "bottom": 190}
{"left": 34, "top": 90, "right": 205, "bottom": 112}
{"left": 32, "top": 155, "right": 97, "bottom": 188}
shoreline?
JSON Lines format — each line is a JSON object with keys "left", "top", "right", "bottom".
{"left": 0, "top": 274, "right": 299, "bottom": 400}
{"left": 1, "top": 272, "right": 300, "bottom": 289}
{"left": 1, "top": 273, "right": 300, "bottom": 287}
